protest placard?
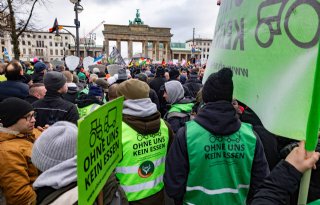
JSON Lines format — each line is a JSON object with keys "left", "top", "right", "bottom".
{"left": 77, "top": 97, "right": 124, "bottom": 205}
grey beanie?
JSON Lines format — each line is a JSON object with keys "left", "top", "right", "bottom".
{"left": 164, "top": 80, "right": 184, "bottom": 104}
{"left": 44, "top": 71, "right": 67, "bottom": 91}
{"left": 31, "top": 121, "right": 78, "bottom": 172}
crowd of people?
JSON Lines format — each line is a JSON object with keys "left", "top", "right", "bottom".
{"left": 0, "top": 59, "right": 319, "bottom": 205}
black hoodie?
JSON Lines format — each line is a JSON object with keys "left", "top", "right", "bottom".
{"left": 164, "top": 101, "right": 270, "bottom": 205}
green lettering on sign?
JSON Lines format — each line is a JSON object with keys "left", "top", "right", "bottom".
{"left": 77, "top": 97, "right": 124, "bottom": 205}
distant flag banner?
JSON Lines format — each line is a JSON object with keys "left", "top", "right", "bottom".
{"left": 181, "top": 59, "right": 186, "bottom": 66}
{"left": 94, "top": 54, "right": 104, "bottom": 63}
{"left": 139, "top": 57, "right": 146, "bottom": 65}
{"left": 3, "top": 48, "right": 11, "bottom": 61}
{"left": 109, "top": 47, "right": 126, "bottom": 65}
{"left": 204, "top": 0, "right": 320, "bottom": 150}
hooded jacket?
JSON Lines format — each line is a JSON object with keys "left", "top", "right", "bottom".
{"left": 120, "top": 99, "right": 174, "bottom": 205}
{"left": 0, "top": 127, "right": 40, "bottom": 205}
{"left": 164, "top": 101, "right": 270, "bottom": 205}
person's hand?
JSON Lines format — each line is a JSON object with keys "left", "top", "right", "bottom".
{"left": 36, "top": 124, "right": 49, "bottom": 132}
{"left": 285, "top": 141, "right": 320, "bottom": 173}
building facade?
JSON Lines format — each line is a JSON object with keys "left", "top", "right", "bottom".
{"left": 0, "top": 31, "right": 74, "bottom": 62}
{"left": 185, "top": 38, "right": 213, "bottom": 65}
{"left": 170, "top": 42, "right": 201, "bottom": 63}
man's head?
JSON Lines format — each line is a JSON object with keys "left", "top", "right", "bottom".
{"left": 88, "top": 85, "right": 103, "bottom": 101}
{"left": 169, "top": 69, "right": 180, "bottom": 80}
{"left": 164, "top": 80, "right": 184, "bottom": 104}
{"left": 29, "top": 83, "right": 46, "bottom": 99}
{"left": 31, "top": 121, "right": 77, "bottom": 172}
{"left": 62, "top": 71, "right": 74, "bottom": 83}
{"left": 202, "top": 67, "right": 233, "bottom": 103}
{"left": 5, "top": 61, "right": 23, "bottom": 80}
{"left": 116, "top": 79, "right": 149, "bottom": 100}
{"left": 0, "top": 97, "right": 35, "bottom": 133}
{"left": 108, "top": 83, "right": 119, "bottom": 101}
{"left": 44, "top": 71, "right": 67, "bottom": 94}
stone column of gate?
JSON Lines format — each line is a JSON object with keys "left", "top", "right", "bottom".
{"left": 104, "top": 39, "right": 109, "bottom": 58}
{"left": 155, "top": 41, "right": 160, "bottom": 61}
{"left": 116, "top": 40, "right": 121, "bottom": 54}
{"left": 143, "top": 41, "right": 148, "bottom": 58}
{"left": 165, "top": 42, "right": 170, "bottom": 62}
{"left": 128, "top": 40, "right": 133, "bottom": 59}
{"left": 152, "top": 41, "right": 156, "bottom": 60}
{"left": 179, "top": 53, "right": 181, "bottom": 61}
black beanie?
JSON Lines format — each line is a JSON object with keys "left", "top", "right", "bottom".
{"left": 44, "top": 71, "right": 67, "bottom": 92}
{"left": 0, "top": 97, "right": 33, "bottom": 127}
{"left": 202, "top": 67, "right": 233, "bottom": 103}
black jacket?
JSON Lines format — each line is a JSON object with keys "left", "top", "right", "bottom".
{"left": 251, "top": 160, "right": 302, "bottom": 205}
{"left": 32, "top": 72, "right": 44, "bottom": 83}
{"left": 164, "top": 101, "right": 270, "bottom": 205}
{"left": 0, "top": 80, "right": 29, "bottom": 102}
{"left": 62, "top": 85, "right": 79, "bottom": 104}
{"left": 149, "top": 89, "right": 160, "bottom": 111}
{"left": 32, "top": 91, "right": 79, "bottom": 127}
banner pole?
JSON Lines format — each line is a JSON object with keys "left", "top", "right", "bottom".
{"left": 297, "top": 42, "right": 320, "bottom": 205}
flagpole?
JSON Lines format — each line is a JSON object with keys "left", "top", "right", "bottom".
{"left": 298, "top": 42, "right": 320, "bottom": 205}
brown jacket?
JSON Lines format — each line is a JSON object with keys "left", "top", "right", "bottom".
{"left": 0, "top": 127, "right": 40, "bottom": 205}
{"left": 122, "top": 111, "right": 174, "bottom": 205}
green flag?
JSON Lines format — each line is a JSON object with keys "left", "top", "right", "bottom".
{"left": 77, "top": 97, "right": 124, "bottom": 205}
{"left": 204, "top": 0, "right": 320, "bottom": 150}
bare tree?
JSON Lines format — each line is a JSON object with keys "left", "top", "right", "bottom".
{"left": 0, "top": 0, "right": 46, "bottom": 60}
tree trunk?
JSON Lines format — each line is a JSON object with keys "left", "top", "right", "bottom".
{"left": 7, "top": 0, "right": 20, "bottom": 60}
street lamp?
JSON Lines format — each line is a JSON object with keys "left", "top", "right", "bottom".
{"left": 69, "top": 0, "right": 83, "bottom": 57}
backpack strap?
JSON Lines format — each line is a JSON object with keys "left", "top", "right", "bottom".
{"left": 166, "top": 112, "right": 190, "bottom": 119}
{"left": 39, "top": 182, "right": 77, "bottom": 205}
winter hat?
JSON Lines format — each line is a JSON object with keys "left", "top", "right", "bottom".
{"left": 117, "top": 79, "right": 150, "bottom": 100}
{"left": 156, "top": 67, "right": 165, "bottom": 76}
{"left": 0, "top": 97, "right": 33, "bottom": 127}
{"left": 93, "top": 67, "right": 100, "bottom": 74}
{"left": 137, "top": 73, "right": 148, "bottom": 83}
{"left": 31, "top": 121, "right": 78, "bottom": 172}
{"left": 202, "top": 67, "right": 233, "bottom": 103}
{"left": 34, "top": 62, "right": 47, "bottom": 73}
{"left": 169, "top": 69, "right": 180, "bottom": 80}
{"left": 44, "top": 71, "right": 67, "bottom": 92}
{"left": 117, "top": 69, "right": 128, "bottom": 81}
{"left": 164, "top": 81, "right": 184, "bottom": 104}
{"left": 88, "top": 85, "right": 103, "bottom": 97}
{"left": 78, "top": 72, "right": 86, "bottom": 81}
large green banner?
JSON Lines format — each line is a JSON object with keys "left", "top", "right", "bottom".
{"left": 77, "top": 97, "right": 124, "bottom": 205}
{"left": 204, "top": 0, "right": 320, "bottom": 149}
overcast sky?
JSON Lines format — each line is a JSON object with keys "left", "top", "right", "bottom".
{"left": 34, "top": 0, "right": 220, "bottom": 56}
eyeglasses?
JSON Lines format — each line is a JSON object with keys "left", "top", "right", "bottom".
{"left": 23, "top": 112, "right": 36, "bottom": 122}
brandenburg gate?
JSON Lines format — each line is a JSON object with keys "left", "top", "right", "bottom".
{"left": 102, "top": 9, "right": 173, "bottom": 61}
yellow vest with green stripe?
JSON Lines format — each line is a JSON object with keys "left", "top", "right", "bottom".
{"left": 184, "top": 121, "right": 256, "bottom": 205}
{"left": 116, "top": 119, "right": 169, "bottom": 201}
{"left": 78, "top": 104, "right": 100, "bottom": 118}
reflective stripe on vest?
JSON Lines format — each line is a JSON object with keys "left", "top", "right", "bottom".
{"left": 116, "top": 119, "right": 169, "bottom": 201}
{"left": 184, "top": 121, "right": 256, "bottom": 205}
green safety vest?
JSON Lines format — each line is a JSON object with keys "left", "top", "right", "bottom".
{"left": 184, "top": 121, "right": 257, "bottom": 205}
{"left": 116, "top": 120, "right": 169, "bottom": 201}
{"left": 309, "top": 199, "right": 320, "bottom": 205}
{"left": 169, "top": 103, "right": 194, "bottom": 113}
{"left": 78, "top": 104, "right": 100, "bottom": 118}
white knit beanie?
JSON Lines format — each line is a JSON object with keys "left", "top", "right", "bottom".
{"left": 31, "top": 121, "right": 78, "bottom": 172}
